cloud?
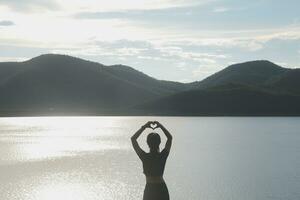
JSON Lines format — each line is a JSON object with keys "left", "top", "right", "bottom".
{"left": 212, "top": 4, "right": 247, "bottom": 13}
{"left": 68, "top": 0, "right": 215, "bottom": 13}
{"left": 93, "top": 39, "right": 151, "bottom": 49}
{"left": 88, "top": 40, "right": 227, "bottom": 64}
{"left": 192, "top": 65, "right": 222, "bottom": 79}
{"left": 74, "top": 8, "right": 190, "bottom": 22}
{"left": 73, "top": 0, "right": 217, "bottom": 20}
{"left": 157, "top": 46, "right": 227, "bottom": 63}
{"left": 161, "top": 25, "right": 300, "bottom": 53}
{"left": 213, "top": 7, "right": 230, "bottom": 13}
{"left": 48, "top": 39, "right": 228, "bottom": 79}
{"left": 50, "top": 40, "right": 152, "bottom": 57}
{"left": 0, "top": 56, "right": 28, "bottom": 62}
{"left": 0, "top": 0, "right": 60, "bottom": 12}
{"left": 0, "top": 20, "right": 14, "bottom": 26}
{"left": 75, "top": 10, "right": 139, "bottom": 20}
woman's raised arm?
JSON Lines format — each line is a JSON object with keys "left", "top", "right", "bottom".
{"left": 131, "top": 121, "right": 151, "bottom": 159}
{"left": 155, "top": 121, "right": 172, "bottom": 153}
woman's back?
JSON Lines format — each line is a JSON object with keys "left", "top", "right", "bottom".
{"left": 141, "top": 149, "right": 169, "bottom": 177}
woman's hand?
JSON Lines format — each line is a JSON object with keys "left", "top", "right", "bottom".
{"left": 142, "top": 121, "right": 153, "bottom": 129}
{"left": 154, "top": 121, "right": 163, "bottom": 129}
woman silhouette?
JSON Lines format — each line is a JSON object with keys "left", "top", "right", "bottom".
{"left": 131, "top": 121, "right": 172, "bottom": 200}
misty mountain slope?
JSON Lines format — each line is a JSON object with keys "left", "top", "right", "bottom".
{"left": 136, "top": 60, "right": 300, "bottom": 115}
{"left": 28, "top": 54, "right": 189, "bottom": 95}
{"left": 192, "top": 60, "right": 289, "bottom": 89}
{"left": 137, "top": 87, "right": 300, "bottom": 116}
{"left": 103, "top": 64, "right": 188, "bottom": 95}
{"left": 0, "top": 54, "right": 185, "bottom": 113}
{"left": 0, "top": 62, "right": 29, "bottom": 86}
{"left": 270, "top": 69, "right": 300, "bottom": 94}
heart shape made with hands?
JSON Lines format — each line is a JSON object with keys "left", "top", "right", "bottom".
{"left": 150, "top": 122, "right": 158, "bottom": 130}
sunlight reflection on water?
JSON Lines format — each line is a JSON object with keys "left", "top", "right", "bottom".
{"left": 0, "top": 117, "right": 128, "bottom": 163}
{"left": 0, "top": 117, "right": 300, "bottom": 200}
{"left": 0, "top": 117, "right": 145, "bottom": 200}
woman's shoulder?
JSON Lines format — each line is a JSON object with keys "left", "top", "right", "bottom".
{"left": 160, "top": 149, "right": 170, "bottom": 157}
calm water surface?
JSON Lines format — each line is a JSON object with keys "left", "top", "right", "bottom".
{"left": 0, "top": 117, "right": 299, "bottom": 200}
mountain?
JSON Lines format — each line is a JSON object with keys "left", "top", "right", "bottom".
{"left": 191, "top": 60, "right": 289, "bottom": 89}
{"left": 0, "top": 54, "right": 299, "bottom": 116}
{"left": 189, "top": 60, "right": 300, "bottom": 95}
{"left": 137, "top": 60, "right": 300, "bottom": 116}
{"left": 270, "top": 69, "right": 300, "bottom": 94}
{"left": 0, "top": 54, "right": 187, "bottom": 115}
{"left": 137, "top": 86, "right": 300, "bottom": 116}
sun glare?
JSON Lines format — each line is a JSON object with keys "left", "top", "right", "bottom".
{"left": 2, "top": 117, "right": 127, "bottom": 162}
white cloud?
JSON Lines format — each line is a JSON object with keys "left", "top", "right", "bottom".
{"left": 192, "top": 65, "right": 222, "bottom": 80}
{"left": 0, "top": 20, "right": 14, "bottom": 26}
{"left": 0, "top": 0, "right": 60, "bottom": 12}
{"left": 232, "top": 40, "right": 263, "bottom": 51}
{"left": 0, "top": 56, "right": 28, "bottom": 62}
{"left": 176, "top": 62, "right": 188, "bottom": 71}
{"left": 274, "top": 62, "right": 299, "bottom": 69}
{"left": 116, "top": 47, "right": 147, "bottom": 56}
{"left": 213, "top": 7, "right": 230, "bottom": 13}
{"left": 57, "top": 0, "right": 215, "bottom": 13}
{"left": 0, "top": 0, "right": 216, "bottom": 13}
{"left": 260, "top": 27, "right": 300, "bottom": 41}
{"left": 137, "top": 55, "right": 169, "bottom": 61}
{"left": 212, "top": 5, "right": 246, "bottom": 13}
{"left": 51, "top": 40, "right": 151, "bottom": 58}
{"left": 157, "top": 45, "right": 227, "bottom": 61}
{"left": 157, "top": 26, "right": 300, "bottom": 53}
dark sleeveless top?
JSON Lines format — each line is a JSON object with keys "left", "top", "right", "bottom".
{"left": 140, "top": 149, "right": 169, "bottom": 177}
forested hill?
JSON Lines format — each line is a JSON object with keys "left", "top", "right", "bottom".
{"left": 0, "top": 54, "right": 299, "bottom": 116}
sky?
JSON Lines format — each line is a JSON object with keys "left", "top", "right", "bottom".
{"left": 0, "top": 0, "right": 299, "bottom": 82}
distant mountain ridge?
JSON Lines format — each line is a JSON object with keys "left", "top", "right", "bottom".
{"left": 0, "top": 54, "right": 299, "bottom": 116}
{"left": 191, "top": 60, "right": 289, "bottom": 88}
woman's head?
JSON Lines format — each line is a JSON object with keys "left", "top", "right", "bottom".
{"left": 147, "top": 132, "right": 161, "bottom": 151}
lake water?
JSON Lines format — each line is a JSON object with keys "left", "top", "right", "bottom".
{"left": 0, "top": 117, "right": 299, "bottom": 200}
